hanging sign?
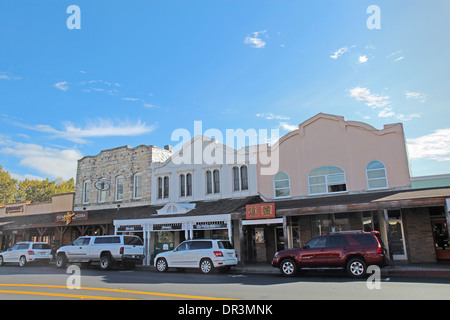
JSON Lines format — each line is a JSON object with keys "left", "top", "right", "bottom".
{"left": 246, "top": 203, "right": 275, "bottom": 220}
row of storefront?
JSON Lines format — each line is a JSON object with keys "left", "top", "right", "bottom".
{"left": 1, "top": 187, "right": 449, "bottom": 265}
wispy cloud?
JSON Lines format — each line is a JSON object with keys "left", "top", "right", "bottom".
{"left": 348, "top": 87, "right": 390, "bottom": 108}
{"left": 20, "top": 118, "right": 157, "bottom": 144}
{"left": 244, "top": 30, "right": 267, "bottom": 49}
{"left": 405, "top": 91, "right": 426, "bottom": 103}
{"left": 330, "top": 47, "right": 349, "bottom": 59}
{"left": 407, "top": 128, "right": 450, "bottom": 162}
{"left": 54, "top": 81, "right": 69, "bottom": 91}
{"left": 0, "top": 138, "right": 81, "bottom": 180}
{"left": 279, "top": 122, "right": 297, "bottom": 131}
{"left": 0, "top": 72, "right": 21, "bottom": 80}
{"left": 387, "top": 50, "right": 404, "bottom": 62}
{"left": 378, "top": 107, "right": 421, "bottom": 121}
{"left": 256, "top": 112, "right": 290, "bottom": 120}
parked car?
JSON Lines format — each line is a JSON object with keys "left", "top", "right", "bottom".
{"left": 55, "top": 235, "right": 145, "bottom": 270}
{"left": 272, "top": 231, "right": 388, "bottom": 278}
{"left": 154, "top": 239, "right": 238, "bottom": 274}
{"left": 0, "top": 242, "right": 52, "bottom": 267}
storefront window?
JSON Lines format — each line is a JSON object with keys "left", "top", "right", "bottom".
{"left": 311, "top": 214, "right": 333, "bottom": 237}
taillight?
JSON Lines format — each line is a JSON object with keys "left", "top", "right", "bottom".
{"left": 120, "top": 247, "right": 124, "bottom": 254}
{"left": 214, "top": 251, "right": 223, "bottom": 257}
{"left": 375, "top": 239, "right": 382, "bottom": 254}
{"left": 28, "top": 251, "right": 35, "bottom": 255}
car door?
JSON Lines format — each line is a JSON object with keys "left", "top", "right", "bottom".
{"left": 189, "top": 241, "right": 212, "bottom": 266}
{"left": 299, "top": 236, "right": 328, "bottom": 267}
{"left": 66, "top": 237, "right": 91, "bottom": 260}
{"left": 324, "top": 235, "right": 349, "bottom": 267}
{"left": 4, "top": 244, "right": 21, "bottom": 262}
{"left": 168, "top": 242, "right": 190, "bottom": 267}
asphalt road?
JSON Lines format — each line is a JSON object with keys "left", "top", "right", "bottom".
{"left": 0, "top": 264, "right": 449, "bottom": 301}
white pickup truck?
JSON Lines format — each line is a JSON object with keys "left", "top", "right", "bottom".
{"left": 55, "top": 235, "right": 145, "bottom": 270}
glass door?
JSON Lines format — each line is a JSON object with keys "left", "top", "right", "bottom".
{"left": 388, "top": 210, "right": 407, "bottom": 260}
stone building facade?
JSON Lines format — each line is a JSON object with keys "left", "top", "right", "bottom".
{"left": 74, "top": 145, "right": 172, "bottom": 211}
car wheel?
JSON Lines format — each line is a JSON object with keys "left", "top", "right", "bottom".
{"left": 56, "top": 254, "right": 68, "bottom": 269}
{"left": 156, "top": 258, "right": 168, "bottom": 272}
{"left": 0, "top": 256, "right": 4, "bottom": 266}
{"left": 346, "top": 258, "right": 367, "bottom": 278}
{"left": 100, "top": 255, "right": 113, "bottom": 271}
{"left": 19, "top": 256, "right": 27, "bottom": 267}
{"left": 200, "top": 258, "right": 214, "bottom": 274}
{"left": 280, "top": 258, "right": 297, "bottom": 277}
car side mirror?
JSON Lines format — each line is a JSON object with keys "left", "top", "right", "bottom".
{"left": 70, "top": 242, "right": 74, "bottom": 246}
{"left": 303, "top": 245, "right": 310, "bottom": 250}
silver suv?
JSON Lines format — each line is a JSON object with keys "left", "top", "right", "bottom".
{"left": 154, "top": 239, "right": 237, "bottom": 274}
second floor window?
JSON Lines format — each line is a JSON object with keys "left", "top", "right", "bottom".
{"left": 274, "top": 172, "right": 290, "bottom": 198}
{"left": 233, "top": 165, "right": 249, "bottom": 191}
{"left": 206, "top": 169, "right": 220, "bottom": 194}
{"left": 180, "top": 173, "right": 192, "bottom": 197}
{"left": 115, "top": 176, "right": 124, "bottom": 201}
{"left": 366, "top": 161, "right": 388, "bottom": 189}
{"left": 82, "top": 180, "right": 90, "bottom": 204}
{"left": 134, "top": 173, "right": 143, "bottom": 199}
{"left": 308, "top": 166, "right": 347, "bottom": 195}
{"left": 158, "top": 176, "right": 170, "bottom": 199}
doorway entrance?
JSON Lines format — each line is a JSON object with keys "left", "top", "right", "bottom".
{"left": 242, "top": 221, "right": 284, "bottom": 264}
{"left": 388, "top": 210, "right": 407, "bottom": 261}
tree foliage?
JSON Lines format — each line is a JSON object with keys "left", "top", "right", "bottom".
{"left": 0, "top": 166, "right": 75, "bottom": 204}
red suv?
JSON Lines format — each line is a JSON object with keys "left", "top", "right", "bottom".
{"left": 272, "top": 231, "right": 388, "bottom": 278}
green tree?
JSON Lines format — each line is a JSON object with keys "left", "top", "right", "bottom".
{"left": 0, "top": 165, "right": 18, "bottom": 204}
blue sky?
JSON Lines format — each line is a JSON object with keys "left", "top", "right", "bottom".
{"left": 0, "top": 0, "right": 449, "bottom": 181}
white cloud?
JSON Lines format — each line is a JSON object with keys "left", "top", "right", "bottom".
{"left": 387, "top": 50, "right": 404, "bottom": 62}
{"left": 256, "top": 113, "right": 290, "bottom": 120}
{"left": 348, "top": 87, "right": 390, "bottom": 108}
{"left": 405, "top": 91, "right": 426, "bottom": 103}
{"left": 378, "top": 107, "right": 421, "bottom": 121}
{"left": 358, "top": 55, "right": 368, "bottom": 63}
{"left": 330, "top": 47, "right": 349, "bottom": 59}
{"left": 0, "top": 141, "right": 81, "bottom": 180}
{"left": 23, "top": 119, "right": 157, "bottom": 144}
{"left": 407, "top": 128, "right": 450, "bottom": 161}
{"left": 54, "top": 81, "right": 69, "bottom": 91}
{"left": 0, "top": 72, "right": 21, "bottom": 80}
{"left": 279, "top": 122, "right": 297, "bottom": 131}
{"left": 244, "top": 30, "right": 267, "bottom": 49}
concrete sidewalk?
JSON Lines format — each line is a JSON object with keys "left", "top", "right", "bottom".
{"left": 231, "top": 262, "right": 450, "bottom": 278}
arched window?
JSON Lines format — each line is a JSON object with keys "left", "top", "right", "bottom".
{"left": 366, "top": 161, "right": 388, "bottom": 189}
{"left": 179, "top": 173, "right": 192, "bottom": 197}
{"left": 274, "top": 172, "right": 290, "bottom": 198}
{"left": 308, "top": 166, "right": 346, "bottom": 195}
{"left": 206, "top": 169, "right": 220, "bottom": 194}
{"left": 157, "top": 176, "right": 170, "bottom": 199}
{"left": 233, "top": 165, "right": 249, "bottom": 192}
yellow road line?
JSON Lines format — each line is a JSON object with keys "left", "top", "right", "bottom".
{"left": 0, "top": 284, "right": 235, "bottom": 300}
{"left": 0, "top": 289, "right": 134, "bottom": 300}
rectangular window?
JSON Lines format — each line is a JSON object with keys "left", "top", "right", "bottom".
{"left": 116, "top": 177, "right": 124, "bottom": 201}
{"left": 134, "top": 174, "right": 142, "bottom": 199}
{"left": 213, "top": 170, "right": 220, "bottom": 194}
{"left": 180, "top": 174, "right": 185, "bottom": 197}
{"left": 206, "top": 171, "right": 213, "bottom": 194}
{"left": 83, "top": 181, "right": 90, "bottom": 204}
{"left": 186, "top": 173, "right": 192, "bottom": 196}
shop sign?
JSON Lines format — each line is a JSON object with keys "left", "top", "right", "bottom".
{"left": 194, "top": 222, "right": 227, "bottom": 230}
{"left": 118, "top": 225, "right": 143, "bottom": 232}
{"left": 153, "top": 224, "right": 182, "bottom": 231}
{"left": 246, "top": 203, "right": 275, "bottom": 219}
{"left": 5, "top": 205, "right": 24, "bottom": 214}
{"left": 55, "top": 211, "right": 88, "bottom": 225}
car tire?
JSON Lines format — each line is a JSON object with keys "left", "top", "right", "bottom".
{"left": 156, "top": 258, "right": 168, "bottom": 272}
{"left": 56, "top": 254, "right": 68, "bottom": 269}
{"left": 280, "top": 258, "right": 297, "bottom": 277}
{"left": 199, "top": 258, "right": 214, "bottom": 274}
{"left": 19, "top": 256, "right": 27, "bottom": 267}
{"left": 346, "top": 258, "right": 367, "bottom": 278}
{"left": 99, "top": 254, "right": 113, "bottom": 271}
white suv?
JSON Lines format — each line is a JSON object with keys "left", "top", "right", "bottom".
{"left": 154, "top": 239, "right": 238, "bottom": 274}
{"left": 0, "top": 242, "right": 52, "bottom": 267}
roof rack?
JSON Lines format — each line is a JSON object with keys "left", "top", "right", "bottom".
{"left": 327, "top": 230, "right": 364, "bottom": 235}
